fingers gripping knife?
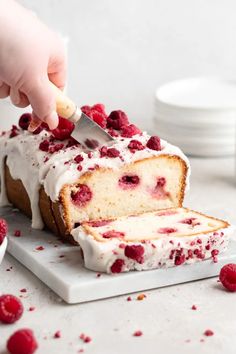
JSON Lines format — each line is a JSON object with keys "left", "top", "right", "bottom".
{"left": 51, "top": 83, "right": 114, "bottom": 150}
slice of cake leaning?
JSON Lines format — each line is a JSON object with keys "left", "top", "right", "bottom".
{"left": 71, "top": 208, "right": 234, "bottom": 273}
{"left": 0, "top": 106, "right": 190, "bottom": 242}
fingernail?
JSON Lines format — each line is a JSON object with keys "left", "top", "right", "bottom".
{"left": 47, "top": 111, "right": 59, "bottom": 130}
{"left": 28, "top": 119, "right": 41, "bottom": 132}
{"left": 10, "top": 89, "right": 20, "bottom": 105}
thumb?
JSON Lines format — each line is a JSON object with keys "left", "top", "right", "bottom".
{"left": 24, "top": 76, "right": 58, "bottom": 130}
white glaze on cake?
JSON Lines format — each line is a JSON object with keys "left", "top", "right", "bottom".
{"left": 0, "top": 128, "right": 190, "bottom": 229}
{"left": 0, "top": 237, "right": 7, "bottom": 265}
{"left": 71, "top": 208, "right": 234, "bottom": 273}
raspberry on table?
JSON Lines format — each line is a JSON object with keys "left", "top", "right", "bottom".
{"left": 0, "top": 294, "right": 23, "bottom": 324}
{"left": 18, "top": 113, "right": 32, "bottom": 130}
{"left": 219, "top": 263, "right": 236, "bottom": 292}
{"left": 7, "top": 328, "right": 38, "bottom": 354}
{"left": 0, "top": 218, "right": 8, "bottom": 245}
{"left": 107, "top": 110, "right": 129, "bottom": 130}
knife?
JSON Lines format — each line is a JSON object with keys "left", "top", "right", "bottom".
{"left": 51, "top": 83, "right": 114, "bottom": 150}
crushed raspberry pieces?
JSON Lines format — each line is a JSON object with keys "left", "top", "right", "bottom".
{"left": 35, "top": 246, "right": 44, "bottom": 251}
{"left": 88, "top": 220, "right": 111, "bottom": 227}
{"left": 219, "top": 263, "right": 236, "bottom": 292}
{"left": 158, "top": 227, "right": 177, "bottom": 234}
{"left": 107, "top": 110, "right": 129, "bottom": 130}
{"left": 108, "top": 128, "right": 119, "bottom": 137}
{"left": 74, "top": 154, "right": 84, "bottom": 163}
{"left": 51, "top": 116, "right": 74, "bottom": 140}
{"left": 0, "top": 218, "right": 8, "bottom": 245}
{"left": 39, "top": 139, "right": 49, "bottom": 152}
{"left": 102, "top": 230, "right": 125, "bottom": 239}
{"left": 71, "top": 184, "right": 92, "bottom": 207}
{"left": 100, "top": 146, "right": 120, "bottom": 158}
{"left": 204, "top": 329, "right": 214, "bottom": 336}
{"left": 20, "top": 288, "right": 27, "bottom": 293}
{"left": 7, "top": 328, "right": 38, "bottom": 354}
{"left": 175, "top": 254, "right": 186, "bottom": 266}
{"left": 128, "top": 139, "right": 145, "bottom": 152}
{"left": 118, "top": 175, "right": 140, "bottom": 189}
{"left": 48, "top": 143, "right": 64, "bottom": 154}
{"left": 0, "top": 294, "right": 23, "bottom": 324}
{"left": 77, "top": 165, "right": 83, "bottom": 171}
{"left": 191, "top": 305, "right": 197, "bottom": 310}
{"left": 146, "top": 136, "right": 161, "bottom": 151}
{"left": 54, "top": 330, "right": 61, "bottom": 338}
{"left": 110, "top": 259, "right": 125, "bottom": 273}
{"left": 121, "top": 124, "right": 141, "bottom": 138}
{"left": 124, "top": 245, "right": 144, "bottom": 264}
{"left": 211, "top": 249, "right": 219, "bottom": 257}
{"left": 80, "top": 333, "right": 92, "bottom": 343}
{"left": 133, "top": 330, "right": 143, "bottom": 337}
{"left": 127, "top": 296, "right": 132, "bottom": 301}
{"left": 9, "top": 125, "right": 19, "bottom": 138}
{"left": 18, "top": 113, "right": 32, "bottom": 130}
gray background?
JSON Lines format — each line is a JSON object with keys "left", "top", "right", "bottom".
{"left": 18, "top": 0, "right": 236, "bottom": 131}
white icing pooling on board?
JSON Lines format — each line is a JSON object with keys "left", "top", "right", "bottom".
{"left": 0, "top": 129, "right": 190, "bottom": 230}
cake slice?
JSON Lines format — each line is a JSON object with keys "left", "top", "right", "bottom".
{"left": 71, "top": 208, "right": 234, "bottom": 273}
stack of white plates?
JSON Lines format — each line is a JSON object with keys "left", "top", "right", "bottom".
{"left": 154, "top": 77, "right": 236, "bottom": 156}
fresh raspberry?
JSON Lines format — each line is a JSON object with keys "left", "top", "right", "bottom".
{"left": 9, "top": 125, "right": 19, "bottom": 138}
{"left": 7, "top": 328, "right": 38, "bottom": 354}
{"left": 110, "top": 259, "right": 125, "bottom": 273}
{"left": 18, "top": 113, "right": 32, "bottom": 130}
{"left": 204, "top": 329, "right": 214, "bottom": 336}
{"left": 39, "top": 139, "right": 49, "bottom": 152}
{"left": 125, "top": 245, "right": 144, "bottom": 263}
{"left": 102, "top": 230, "right": 125, "bottom": 239}
{"left": 51, "top": 117, "right": 74, "bottom": 140}
{"left": 89, "top": 111, "right": 107, "bottom": 128}
{"left": 0, "top": 294, "right": 23, "bottom": 324}
{"left": 81, "top": 105, "right": 91, "bottom": 116}
{"left": 146, "top": 136, "right": 161, "bottom": 151}
{"left": 157, "top": 228, "right": 177, "bottom": 234}
{"left": 92, "top": 103, "right": 106, "bottom": 115}
{"left": 118, "top": 175, "right": 140, "bottom": 189}
{"left": 48, "top": 143, "right": 64, "bottom": 154}
{"left": 106, "top": 148, "right": 120, "bottom": 158}
{"left": 133, "top": 330, "right": 143, "bottom": 337}
{"left": 219, "top": 263, "right": 236, "bottom": 292}
{"left": 14, "top": 230, "right": 21, "bottom": 237}
{"left": 74, "top": 154, "right": 84, "bottom": 163}
{"left": 128, "top": 140, "right": 145, "bottom": 151}
{"left": 71, "top": 184, "right": 92, "bottom": 207}
{"left": 121, "top": 124, "right": 141, "bottom": 138}
{"left": 0, "top": 218, "right": 7, "bottom": 245}
{"left": 107, "top": 110, "right": 129, "bottom": 130}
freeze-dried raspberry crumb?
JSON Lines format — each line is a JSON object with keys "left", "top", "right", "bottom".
{"left": 211, "top": 249, "right": 219, "bottom": 257}
{"left": 137, "top": 294, "right": 146, "bottom": 301}
{"left": 158, "top": 227, "right": 177, "bottom": 234}
{"left": 0, "top": 218, "right": 8, "bottom": 245}
{"left": 127, "top": 296, "right": 132, "bottom": 301}
{"left": 51, "top": 116, "right": 74, "bottom": 140}
{"left": 146, "top": 136, "right": 161, "bottom": 151}
{"left": 125, "top": 245, "right": 144, "bottom": 264}
{"left": 121, "top": 124, "right": 141, "bottom": 138}
{"left": 54, "top": 331, "right": 61, "bottom": 338}
{"left": 10, "top": 125, "right": 19, "bottom": 138}
{"left": 107, "top": 110, "right": 129, "bottom": 130}
{"left": 35, "top": 246, "right": 44, "bottom": 251}
{"left": 191, "top": 305, "right": 197, "bottom": 310}
{"left": 74, "top": 154, "right": 84, "bottom": 163}
{"left": 77, "top": 165, "right": 83, "bottom": 172}
{"left": 7, "top": 328, "right": 38, "bottom": 354}
{"left": 128, "top": 140, "right": 145, "bottom": 152}
{"left": 71, "top": 184, "right": 92, "bottom": 207}
{"left": 20, "top": 289, "right": 27, "bottom": 293}
{"left": 18, "top": 113, "right": 32, "bottom": 130}
{"left": 133, "top": 330, "right": 143, "bottom": 337}
{"left": 14, "top": 230, "right": 21, "bottom": 237}
{"left": 219, "top": 263, "right": 236, "bottom": 292}
{"left": 28, "top": 307, "right": 35, "bottom": 312}
{"left": 204, "top": 329, "right": 214, "bottom": 336}
{"left": 107, "top": 148, "right": 120, "bottom": 158}
{"left": 39, "top": 139, "right": 49, "bottom": 152}
{"left": 175, "top": 254, "right": 186, "bottom": 266}
{"left": 96, "top": 273, "right": 101, "bottom": 278}
{"left": 80, "top": 333, "right": 92, "bottom": 343}
{"left": 0, "top": 294, "right": 23, "bottom": 324}
{"left": 102, "top": 230, "right": 125, "bottom": 239}
{"left": 110, "top": 259, "right": 125, "bottom": 273}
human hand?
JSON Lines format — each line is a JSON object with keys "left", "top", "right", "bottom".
{"left": 0, "top": 0, "right": 66, "bottom": 129}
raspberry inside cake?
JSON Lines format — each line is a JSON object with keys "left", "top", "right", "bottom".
{"left": 71, "top": 208, "right": 233, "bottom": 273}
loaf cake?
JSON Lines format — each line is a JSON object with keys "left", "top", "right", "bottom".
{"left": 72, "top": 208, "right": 233, "bottom": 273}
{"left": 0, "top": 105, "right": 190, "bottom": 242}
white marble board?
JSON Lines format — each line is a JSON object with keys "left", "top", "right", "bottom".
{"left": 1, "top": 206, "right": 236, "bottom": 304}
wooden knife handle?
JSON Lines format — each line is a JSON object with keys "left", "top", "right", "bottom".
{"left": 50, "top": 82, "right": 76, "bottom": 119}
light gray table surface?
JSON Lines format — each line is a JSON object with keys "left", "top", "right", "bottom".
{"left": 1, "top": 157, "right": 236, "bottom": 354}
